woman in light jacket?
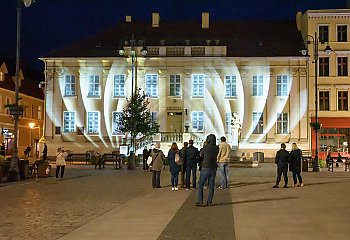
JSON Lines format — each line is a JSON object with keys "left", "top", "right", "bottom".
{"left": 56, "top": 147, "right": 68, "bottom": 180}
{"left": 168, "top": 142, "right": 182, "bottom": 191}
{"left": 150, "top": 142, "right": 165, "bottom": 188}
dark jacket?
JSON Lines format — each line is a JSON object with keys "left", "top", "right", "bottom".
{"left": 168, "top": 149, "right": 182, "bottom": 173}
{"left": 143, "top": 148, "right": 149, "bottom": 160}
{"left": 275, "top": 149, "right": 290, "bottom": 166}
{"left": 183, "top": 145, "right": 199, "bottom": 165}
{"left": 290, "top": 149, "right": 302, "bottom": 172}
{"left": 200, "top": 134, "right": 219, "bottom": 170}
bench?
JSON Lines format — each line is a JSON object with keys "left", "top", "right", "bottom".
{"left": 100, "top": 153, "right": 123, "bottom": 169}
{"left": 67, "top": 153, "right": 90, "bottom": 164}
{"left": 328, "top": 156, "right": 349, "bottom": 172}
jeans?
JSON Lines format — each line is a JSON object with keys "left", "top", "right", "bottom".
{"left": 292, "top": 172, "right": 303, "bottom": 185}
{"left": 186, "top": 163, "right": 197, "bottom": 189}
{"left": 217, "top": 162, "right": 230, "bottom": 188}
{"left": 181, "top": 164, "right": 186, "bottom": 187}
{"left": 276, "top": 164, "right": 288, "bottom": 186}
{"left": 171, "top": 171, "right": 180, "bottom": 187}
{"left": 197, "top": 168, "right": 217, "bottom": 205}
{"left": 152, "top": 171, "right": 161, "bottom": 188}
{"left": 56, "top": 165, "right": 65, "bottom": 178}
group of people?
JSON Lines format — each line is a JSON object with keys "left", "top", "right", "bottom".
{"left": 146, "top": 134, "right": 231, "bottom": 206}
{"left": 273, "top": 142, "right": 304, "bottom": 188}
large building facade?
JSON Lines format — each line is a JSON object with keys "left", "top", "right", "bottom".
{"left": 41, "top": 13, "right": 311, "bottom": 158}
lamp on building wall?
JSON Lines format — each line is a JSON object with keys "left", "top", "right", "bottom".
{"left": 301, "top": 32, "right": 332, "bottom": 172}
{"left": 118, "top": 34, "right": 148, "bottom": 169}
{"left": 7, "top": 0, "right": 35, "bottom": 181}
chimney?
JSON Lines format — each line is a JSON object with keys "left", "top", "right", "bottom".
{"left": 125, "top": 15, "right": 132, "bottom": 23}
{"left": 202, "top": 12, "right": 209, "bottom": 29}
{"left": 152, "top": 12, "right": 160, "bottom": 27}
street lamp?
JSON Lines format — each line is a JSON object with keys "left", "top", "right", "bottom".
{"left": 118, "top": 34, "right": 147, "bottom": 169}
{"left": 301, "top": 32, "right": 332, "bottom": 172}
{"left": 7, "top": 0, "right": 35, "bottom": 181}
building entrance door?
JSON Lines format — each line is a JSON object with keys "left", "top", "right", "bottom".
{"left": 167, "top": 112, "right": 183, "bottom": 132}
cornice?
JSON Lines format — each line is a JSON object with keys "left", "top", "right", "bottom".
{"left": 307, "top": 10, "right": 350, "bottom": 19}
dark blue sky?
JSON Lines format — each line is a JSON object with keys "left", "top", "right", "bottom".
{"left": 0, "top": 0, "right": 348, "bottom": 71}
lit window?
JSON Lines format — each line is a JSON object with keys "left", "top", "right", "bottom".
{"left": 252, "top": 112, "right": 263, "bottom": 134}
{"left": 225, "top": 75, "right": 236, "bottom": 97}
{"left": 192, "top": 74, "right": 204, "bottom": 97}
{"left": 114, "top": 75, "right": 125, "bottom": 97}
{"left": 192, "top": 111, "right": 204, "bottom": 132}
{"left": 276, "top": 75, "right": 289, "bottom": 96}
{"left": 169, "top": 75, "right": 181, "bottom": 96}
{"left": 38, "top": 106, "right": 42, "bottom": 120}
{"left": 145, "top": 74, "right": 158, "bottom": 97}
{"left": 252, "top": 76, "right": 263, "bottom": 96}
{"left": 65, "top": 75, "right": 76, "bottom": 96}
{"left": 87, "top": 112, "right": 99, "bottom": 134}
{"left": 63, "top": 111, "right": 75, "bottom": 133}
{"left": 112, "top": 112, "right": 123, "bottom": 135}
{"left": 276, "top": 113, "right": 288, "bottom": 134}
{"left": 88, "top": 75, "right": 100, "bottom": 97}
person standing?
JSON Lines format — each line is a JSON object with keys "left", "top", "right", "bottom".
{"left": 183, "top": 139, "right": 199, "bottom": 190}
{"left": 180, "top": 142, "right": 188, "bottom": 188}
{"left": 197, "top": 134, "right": 219, "bottom": 207}
{"left": 142, "top": 146, "right": 149, "bottom": 171}
{"left": 168, "top": 142, "right": 182, "bottom": 191}
{"left": 0, "top": 143, "right": 5, "bottom": 157}
{"left": 150, "top": 142, "right": 165, "bottom": 188}
{"left": 217, "top": 136, "right": 231, "bottom": 189}
{"left": 56, "top": 147, "right": 67, "bottom": 180}
{"left": 273, "top": 143, "right": 291, "bottom": 188}
{"left": 24, "top": 145, "right": 31, "bottom": 158}
{"left": 42, "top": 143, "right": 48, "bottom": 161}
{"left": 290, "top": 143, "right": 304, "bottom": 187}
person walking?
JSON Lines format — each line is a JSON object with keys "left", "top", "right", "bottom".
{"left": 56, "top": 147, "right": 67, "bottom": 180}
{"left": 183, "top": 139, "right": 199, "bottom": 190}
{"left": 168, "top": 142, "right": 182, "bottom": 191}
{"left": 217, "top": 136, "right": 231, "bottom": 189}
{"left": 290, "top": 143, "right": 304, "bottom": 187}
{"left": 197, "top": 134, "right": 219, "bottom": 207}
{"left": 150, "top": 142, "right": 165, "bottom": 188}
{"left": 142, "top": 146, "right": 149, "bottom": 171}
{"left": 180, "top": 142, "right": 188, "bottom": 188}
{"left": 42, "top": 143, "right": 48, "bottom": 161}
{"left": 273, "top": 143, "right": 291, "bottom": 188}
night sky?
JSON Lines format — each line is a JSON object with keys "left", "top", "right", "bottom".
{"left": 0, "top": 0, "right": 348, "bottom": 73}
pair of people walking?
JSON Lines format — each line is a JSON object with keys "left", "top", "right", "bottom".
{"left": 273, "top": 143, "right": 303, "bottom": 188}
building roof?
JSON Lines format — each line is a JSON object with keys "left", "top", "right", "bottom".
{"left": 43, "top": 20, "right": 304, "bottom": 58}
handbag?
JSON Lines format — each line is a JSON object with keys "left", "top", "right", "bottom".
{"left": 147, "top": 156, "right": 153, "bottom": 166}
{"left": 175, "top": 152, "right": 183, "bottom": 165}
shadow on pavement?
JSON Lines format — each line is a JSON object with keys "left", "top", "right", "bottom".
{"left": 215, "top": 196, "right": 298, "bottom": 206}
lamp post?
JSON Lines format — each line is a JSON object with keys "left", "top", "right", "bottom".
{"left": 7, "top": 0, "right": 35, "bottom": 181}
{"left": 301, "top": 32, "right": 332, "bottom": 172}
{"left": 118, "top": 34, "right": 147, "bottom": 169}
{"left": 38, "top": 80, "right": 47, "bottom": 144}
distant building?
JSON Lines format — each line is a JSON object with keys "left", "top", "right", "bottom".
{"left": 0, "top": 57, "right": 44, "bottom": 157}
{"left": 41, "top": 12, "right": 311, "bottom": 158}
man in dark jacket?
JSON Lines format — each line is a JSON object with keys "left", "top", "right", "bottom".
{"left": 180, "top": 142, "right": 188, "bottom": 188}
{"left": 273, "top": 143, "right": 291, "bottom": 188}
{"left": 197, "top": 134, "right": 219, "bottom": 206}
{"left": 183, "top": 139, "right": 199, "bottom": 190}
{"left": 142, "top": 146, "right": 149, "bottom": 171}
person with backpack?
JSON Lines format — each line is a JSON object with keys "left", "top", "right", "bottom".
{"left": 168, "top": 142, "right": 182, "bottom": 191}
{"left": 273, "top": 143, "right": 291, "bottom": 188}
{"left": 149, "top": 142, "right": 165, "bottom": 188}
{"left": 290, "top": 143, "right": 304, "bottom": 187}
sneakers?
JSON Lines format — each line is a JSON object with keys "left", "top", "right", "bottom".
{"left": 195, "top": 202, "right": 203, "bottom": 206}
{"left": 171, "top": 187, "right": 175, "bottom": 191}
{"left": 175, "top": 187, "right": 179, "bottom": 191}
{"left": 291, "top": 185, "right": 295, "bottom": 188}
{"left": 186, "top": 188, "right": 190, "bottom": 191}
{"left": 217, "top": 186, "right": 223, "bottom": 189}
{"left": 273, "top": 185, "right": 279, "bottom": 188}
{"left": 300, "top": 183, "right": 304, "bottom": 187}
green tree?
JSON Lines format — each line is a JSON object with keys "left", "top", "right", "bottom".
{"left": 118, "top": 89, "right": 159, "bottom": 169}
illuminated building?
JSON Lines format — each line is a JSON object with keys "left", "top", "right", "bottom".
{"left": 41, "top": 13, "right": 310, "bottom": 158}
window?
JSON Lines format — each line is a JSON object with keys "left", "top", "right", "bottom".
{"left": 87, "top": 112, "right": 99, "bottom": 134}
{"left": 151, "top": 112, "right": 157, "bottom": 123}
{"left": 337, "top": 25, "right": 347, "bottom": 42}
{"left": 145, "top": 74, "right": 158, "bottom": 97}
{"left": 88, "top": 75, "right": 100, "bottom": 97}
{"left": 252, "top": 112, "right": 263, "bottom": 134}
{"left": 38, "top": 106, "right": 42, "bottom": 120}
{"left": 338, "top": 91, "right": 348, "bottom": 111}
{"left": 31, "top": 105, "right": 34, "bottom": 118}
{"left": 112, "top": 112, "right": 123, "bottom": 135}
{"left": 276, "top": 113, "right": 288, "bottom": 134}
{"left": 225, "top": 75, "right": 237, "bottom": 97}
{"left": 337, "top": 57, "right": 348, "bottom": 76}
{"left": 192, "top": 111, "right": 204, "bottom": 132}
{"left": 113, "top": 75, "right": 125, "bottom": 97}
{"left": 63, "top": 111, "right": 75, "bottom": 133}
{"left": 319, "top": 91, "right": 330, "bottom": 111}
{"left": 169, "top": 75, "right": 181, "bottom": 96}
{"left": 252, "top": 76, "right": 263, "bottom": 96}
{"left": 319, "top": 25, "right": 329, "bottom": 43}
{"left": 276, "top": 75, "right": 288, "bottom": 96}
{"left": 319, "top": 57, "right": 329, "bottom": 76}
{"left": 65, "top": 75, "right": 76, "bottom": 96}
{"left": 192, "top": 74, "right": 204, "bottom": 97}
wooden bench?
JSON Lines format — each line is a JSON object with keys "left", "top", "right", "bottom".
{"left": 100, "top": 153, "right": 122, "bottom": 169}
{"left": 328, "top": 156, "right": 349, "bottom": 172}
{"left": 67, "top": 153, "right": 90, "bottom": 164}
